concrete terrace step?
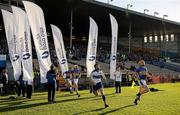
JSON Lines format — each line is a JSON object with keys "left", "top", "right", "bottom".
{"left": 68, "top": 59, "right": 180, "bottom": 77}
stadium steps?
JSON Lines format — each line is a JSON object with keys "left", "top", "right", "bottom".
{"left": 68, "top": 59, "right": 180, "bottom": 77}
{"left": 124, "top": 61, "right": 180, "bottom": 77}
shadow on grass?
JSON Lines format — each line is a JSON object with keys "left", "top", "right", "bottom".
{"left": 0, "top": 97, "right": 27, "bottom": 104}
{"left": 32, "top": 92, "right": 89, "bottom": 97}
{"left": 73, "top": 104, "right": 134, "bottom": 115}
{"left": 99, "top": 104, "right": 134, "bottom": 115}
{"left": 0, "top": 93, "right": 117, "bottom": 113}
{"left": 73, "top": 107, "right": 106, "bottom": 115}
{"left": 0, "top": 102, "right": 50, "bottom": 113}
{"left": 0, "top": 92, "right": 89, "bottom": 104}
{"left": 0, "top": 94, "right": 100, "bottom": 113}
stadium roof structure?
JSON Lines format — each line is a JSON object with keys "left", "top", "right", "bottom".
{"left": 1, "top": 0, "right": 180, "bottom": 39}
{"left": 34, "top": 0, "right": 180, "bottom": 39}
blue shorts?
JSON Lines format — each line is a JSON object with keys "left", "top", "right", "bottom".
{"left": 93, "top": 82, "right": 103, "bottom": 91}
{"left": 138, "top": 80, "right": 147, "bottom": 86}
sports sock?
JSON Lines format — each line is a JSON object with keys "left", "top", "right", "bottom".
{"left": 76, "top": 90, "right": 79, "bottom": 95}
{"left": 137, "top": 92, "right": 141, "bottom": 97}
{"left": 102, "top": 95, "right": 106, "bottom": 104}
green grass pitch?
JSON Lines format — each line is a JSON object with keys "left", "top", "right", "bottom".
{"left": 0, "top": 83, "right": 180, "bottom": 115}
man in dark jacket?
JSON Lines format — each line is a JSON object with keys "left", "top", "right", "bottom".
{"left": 17, "top": 74, "right": 25, "bottom": 97}
{"left": 26, "top": 81, "right": 33, "bottom": 99}
{"left": 46, "top": 65, "right": 57, "bottom": 103}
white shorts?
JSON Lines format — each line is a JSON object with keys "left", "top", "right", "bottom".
{"left": 0, "top": 84, "right": 3, "bottom": 88}
{"left": 73, "top": 79, "right": 79, "bottom": 85}
{"left": 138, "top": 80, "right": 147, "bottom": 86}
{"left": 67, "top": 79, "right": 72, "bottom": 85}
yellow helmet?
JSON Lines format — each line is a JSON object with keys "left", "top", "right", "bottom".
{"left": 138, "top": 60, "right": 145, "bottom": 66}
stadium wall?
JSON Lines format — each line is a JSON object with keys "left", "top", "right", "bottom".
{"left": 178, "top": 35, "right": 180, "bottom": 57}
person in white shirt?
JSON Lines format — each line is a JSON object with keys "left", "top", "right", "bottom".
{"left": 90, "top": 63, "right": 109, "bottom": 108}
{"left": 114, "top": 66, "right": 122, "bottom": 94}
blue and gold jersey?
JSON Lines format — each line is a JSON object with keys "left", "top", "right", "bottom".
{"left": 72, "top": 69, "right": 80, "bottom": 79}
{"left": 135, "top": 66, "right": 148, "bottom": 80}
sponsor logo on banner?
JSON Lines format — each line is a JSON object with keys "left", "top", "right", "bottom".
{"left": 23, "top": 32, "right": 31, "bottom": 60}
{"left": 86, "top": 17, "right": 98, "bottom": 77}
{"left": 23, "top": 53, "right": 31, "bottom": 60}
{"left": 110, "top": 14, "right": 118, "bottom": 80}
{"left": 36, "top": 27, "right": 47, "bottom": 50}
{"left": 91, "top": 39, "right": 96, "bottom": 48}
{"left": 112, "top": 55, "right": 116, "bottom": 61}
{"left": 60, "top": 58, "right": 66, "bottom": 64}
{"left": 88, "top": 55, "right": 96, "bottom": 61}
{"left": 12, "top": 34, "right": 20, "bottom": 62}
{"left": 13, "top": 54, "right": 20, "bottom": 61}
{"left": 36, "top": 27, "right": 49, "bottom": 59}
{"left": 51, "top": 24, "right": 68, "bottom": 76}
{"left": 2, "top": 9, "right": 22, "bottom": 80}
{"left": 24, "top": 32, "right": 29, "bottom": 52}
{"left": 42, "top": 51, "right": 49, "bottom": 59}
{"left": 23, "top": 1, "right": 52, "bottom": 83}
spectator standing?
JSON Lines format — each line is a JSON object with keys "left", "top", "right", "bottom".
{"left": 46, "top": 65, "right": 57, "bottom": 103}
{"left": 114, "top": 67, "right": 122, "bottom": 94}
{"left": 17, "top": 74, "right": 25, "bottom": 97}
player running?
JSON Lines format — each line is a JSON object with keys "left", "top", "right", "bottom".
{"left": 64, "top": 68, "right": 73, "bottom": 93}
{"left": 133, "top": 60, "right": 151, "bottom": 105}
{"left": 90, "top": 63, "right": 109, "bottom": 108}
{"left": 72, "top": 65, "right": 81, "bottom": 97}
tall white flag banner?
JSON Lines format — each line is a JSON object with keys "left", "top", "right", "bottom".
{"left": 1, "top": 9, "right": 21, "bottom": 80}
{"left": 110, "top": 14, "right": 118, "bottom": 80}
{"left": 12, "top": 6, "right": 33, "bottom": 82}
{"left": 86, "top": 17, "right": 98, "bottom": 77}
{"left": 23, "top": 1, "right": 51, "bottom": 83}
{"left": 51, "top": 24, "right": 68, "bottom": 77}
